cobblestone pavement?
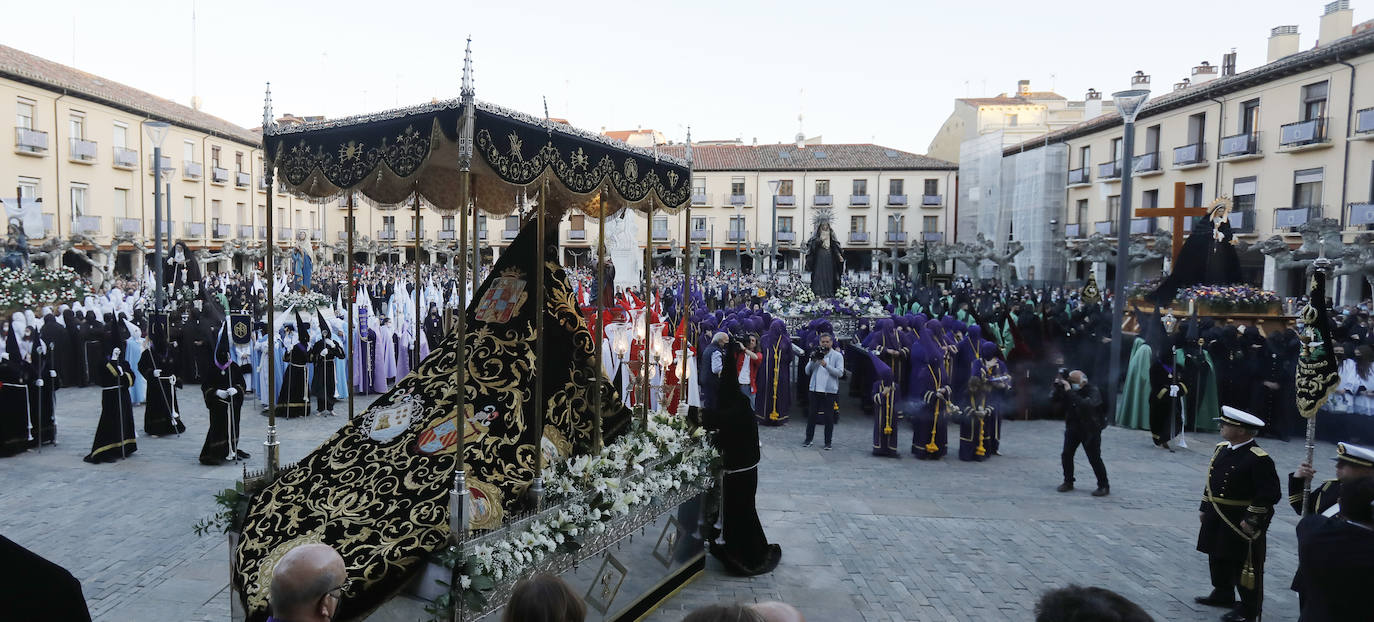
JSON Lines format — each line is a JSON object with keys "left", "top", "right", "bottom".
{"left": 0, "top": 381, "right": 1333, "bottom": 621}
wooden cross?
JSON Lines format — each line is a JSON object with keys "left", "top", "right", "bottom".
{"left": 1133, "top": 181, "right": 1208, "bottom": 260}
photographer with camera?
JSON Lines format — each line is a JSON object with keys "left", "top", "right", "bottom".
{"left": 802, "top": 333, "right": 844, "bottom": 450}
{"left": 1053, "top": 369, "right": 1110, "bottom": 497}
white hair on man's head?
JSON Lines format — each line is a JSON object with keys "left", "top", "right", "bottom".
{"left": 713, "top": 331, "right": 728, "bottom": 344}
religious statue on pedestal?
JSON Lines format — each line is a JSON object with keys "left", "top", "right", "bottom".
{"left": 291, "top": 230, "right": 314, "bottom": 292}
{"left": 2, "top": 217, "right": 29, "bottom": 271}
{"left": 1148, "top": 197, "right": 1243, "bottom": 305}
{"left": 805, "top": 216, "right": 844, "bottom": 297}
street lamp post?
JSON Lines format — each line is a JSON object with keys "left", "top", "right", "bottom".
{"left": 145, "top": 121, "right": 171, "bottom": 312}
{"left": 1106, "top": 81, "right": 1151, "bottom": 416}
{"left": 767, "top": 179, "right": 780, "bottom": 276}
{"left": 734, "top": 204, "right": 743, "bottom": 287}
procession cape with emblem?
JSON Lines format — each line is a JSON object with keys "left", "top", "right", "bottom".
{"left": 233, "top": 219, "right": 631, "bottom": 621}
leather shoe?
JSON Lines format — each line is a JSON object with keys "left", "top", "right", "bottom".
{"left": 1193, "top": 595, "right": 1234, "bottom": 608}
{"left": 1092, "top": 486, "right": 1110, "bottom": 497}
{"left": 1220, "top": 610, "right": 1252, "bottom": 622}
{"left": 1056, "top": 482, "right": 1073, "bottom": 493}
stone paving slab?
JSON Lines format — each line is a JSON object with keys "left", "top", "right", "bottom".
{"left": 0, "top": 380, "right": 1338, "bottom": 621}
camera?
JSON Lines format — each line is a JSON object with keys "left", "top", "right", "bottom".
{"left": 810, "top": 346, "right": 828, "bottom": 361}
{"left": 1057, "top": 368, "right": 1069, "bottom": 381}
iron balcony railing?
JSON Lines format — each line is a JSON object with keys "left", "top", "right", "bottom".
{"left": 690, "top": 229, "right": 709, "bottom": 241}
{"left": 1228, "top": 210, "right": 1256, "bottom": 234}
{"left": 1274, "top": 205, "right": 1324, "bottom": 229}
{"left": 1064, "top": 223, "right": 1081, "bottom": 238}
{"left": 113, "top": 147, "right": 138, "bottom": 169}
{"left": 691, "top": 192, "right": 707, "bottom": 205}
{"left": 1094, "top": 220, "right": 1115, "bottom": 235}
{"left": 887, "top": 194, "right": 908, "bottom": 207}
{"left": 1129, "top": 218, "right": 1156, "bottom": 234}
{"left": 885, "top": 231, "right": 908, "bottom": 244}
{"left": 405, "top": 230, "right": 421, "bottom": 241}
{"left": 15, "top": 127, "right": 48, "bottom": 153}
{"left": 728, "top": 230, "right": 748, "bottom": 242}
{"left": 183, "top": 161, "right": 203, "bottom": 180}
{"left": 378, "top": 229, "right": 397, "bottom": 240}
{"left": 776, "top": 231, "right": 796, "bottom": 243}
{"left": 69, "top": 138, "right": 98, "bottom": 161}
{"left": 503, "top": 230, "right": 518, "bottom": 240}
{"left": 921, "top": 231, "right": 944, "bottom": 242}
{"left": 41, "top": 214, "right": 54, "bottom": 237}
{"left": 211, "top": 167, "right": 230, "bottom": 184}
{"left": 239, "top": 225, "right": 254, "bottom": 238}
{"left": 1132, "top": 151, "right": 1160, "bottom": 173}
{"left": 813, "top": 194, "right": 833, "bottom": 207}
{"left": 848, "top": 231, "right": 869, "bottom": 243}
{"left": 236, "top": 171, "right": 251, "bottom": 187}
{"left": 848, "top": 194, "right": 870, "bottom": 207}
{"left": 258, "top": 177, "right": 270, "bottom": 191}
{"left": 1173, "top": 142, "right": 1206, "bottom": 166}
{"left": 729, "top": 193, "right": 752, "bottom": 206}
{"left": 1279, "top": 117, "right": 1328, "bottom": 147}
{"left": 75, "top": 215, "right": 101, "bottom": 234}
{"left": 1355, "top": 107, "right": 1374, "bottom": 135}
{"left": 567, "top": 230, "right": 585, "bottom": 241}
{"left": 1097, "top": 161, "right": 1121, "bottom": 179}
{"left": 117, "top": 217, "right": 141, "bottom": 234}
{"left": 921, "top": 194, "right": 943, "bottom": 207}
{"left": 213, "top": 223, "right": 231, "bottom": 238}
{"left": 185, "top": 222, "right": 205, "bottom": 237}
{"left": 776, "top": 194, "right": 796, "bottom": 207}
{"left": 1348, "top": 202, "right": 1374, "bottom": 228}
{"left": 276, "top": 227, "right": 294, "bottom": 240}
{"left": 257, "top": 226, "right": 267, "bottom": 239}
{"left": 1067, "top": 167, "right": 1089, "bottom": 185}
{"left": 439, "top": 229, "right": 457, "bottom": 240}
{"left": 652, "top": 229, "right": 670, "bottom": 241}
{"left": 1219, "top": 132, "right": 1261, "bottom": 158}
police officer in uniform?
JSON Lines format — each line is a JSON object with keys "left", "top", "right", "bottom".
{"left": 1287, "top": 442, "right": 1374, "bottom": 516}
{"left": 1195, "top": 406, "right": 1280, "bottom": 622}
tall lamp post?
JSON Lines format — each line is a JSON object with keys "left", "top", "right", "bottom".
{"left": 767, "top": 179, "right": 780, "bottom": 276}
{"left": 1106, "top": 80, "right": 1151, "bottom": 415}
{"left": 734, "top": 203, "right": 743, "bottom": 287}
{"left": 145, "top": 121, "right": 171, "bottom": 312}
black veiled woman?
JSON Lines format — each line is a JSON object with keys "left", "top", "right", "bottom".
{"left": 25, "top": 326, "right": 56, "bottom": 447}
{"left": 83, "top": 332, "right": 136, "bottom": 463}
{"left": 200, "top": 321, "right": 248, "bottom": 465}
{"left": 276, "top": 313, "right": 311, "bottom": 418}
{"left": 0, "top": 328, "right": 32, "bottom": 457}
{"left": 706, "top": 339, "right": 782, "bottom": 576}
{"left": 140, "top": 318, "right": 184, "bottom": 436}
{"left": 80, "top": 311, "right": 106, "bottom": 388}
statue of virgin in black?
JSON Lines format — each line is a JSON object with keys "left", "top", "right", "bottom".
{"left": 805, "top": 222, "right": 844, "bottom": 297}
{"left": 1148, "top": 200, "right": 1244, "bottom": 305}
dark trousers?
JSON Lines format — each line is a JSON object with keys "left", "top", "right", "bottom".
{"left": 805, "top": 390, "right": 835, "bottom": 446}
{"left": 1061, "top": 424, "right": 1109, "bottom": 487}
{"left": 1207, "top": 550, "right": 1264, "bottom": 618}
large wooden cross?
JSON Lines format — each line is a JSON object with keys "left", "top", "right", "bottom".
{"left": 1133, "top": 181, "right": 1208, "bottom": 260}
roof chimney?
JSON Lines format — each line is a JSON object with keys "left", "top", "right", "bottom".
{"left": 1191, "top": 61, "right": 1219, "bottom": 84}
{"left": 1222, "top": 49, "right": 1237, "bottom": 76}
{"left": 1017, "top": 79, "right": 1031, "bottom": 96}
{"left": 1174, "top": 78, "right": 1192, "bottom": 92}
{"left": 1131, "top": 71, "right": 1151, "bottom": 89}
{"left": 1084, "top": 88, "right": 1102, "bottom": 119}
{"left": 1268, "top": 25, "right": 1300, "bottom": 63}
{"left": 1319, "top": 0, "right": 1353, "bottom": 46}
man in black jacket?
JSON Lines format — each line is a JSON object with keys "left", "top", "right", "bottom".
{"left": 1054, "top": 369, "right": 1110, "bottom": 497}
{"left": 1291, "top": 476, "right": 1374, "bottom": 622}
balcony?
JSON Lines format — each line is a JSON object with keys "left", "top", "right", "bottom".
{"left": 1347, "top": 202, "right": 1374, "bottom": 228}
{"left": 116, "top": 217, "right": 141, "bottom": 234}
{"left": 886, "top": 194, "right": 908, "bottom": 207}
{"left": 439, "top": 229, "right": 457, "bottom": 240}
{"left": 276, "top": 227, "right": 294, "bottom": 240}
{"left": 813, "top": 194, "right": 833, "bottom": 207}
{"left": 652, "top": 229, "right": 670, "bottom": 241}
{"left": 184, "top": 222, "right": 205, "bottom": 237}
{"left": 311, "top": 228, "right": 322, "bottom": 240}
{"left": 74, "top": 215, "right": 101, "bottom": 235}
{"left": 1097, "top": 161, "right": 1121, "bottom": 180}
{"left": 848, "top": 194, "right": 870, "bottom": 207}
{"left": 848, "top": 231, "right": 869, "bottom": 244}
{"left": 239, "top": 225, "right": 254, "bottom": 238}
{"left": 728, "top": 230, "right": 748, "bottom": 243}
{"left": 1064, "top": 223, "right": 1082, "bottom": 238}
{"left": 502, "top": 230, "right": 518, "bottom": 241}
{"left": 921, "top": 231, "right": 944, "bottom": 243}
{"left": 183, "top": 161, "right": 203, "bottom": 181}
{"left": 1172, "top": 142, "right": 1207, "bottom": 169}
{"left": 153, "top": 220, "right": 173, "bottom": 236}
{"left": 691, "top": 192, "right": 708, "bottom": 206}
{"left": 211, "top": 166, "right": 230, "bottom": 184}
{"left": 257, "top": 226, "right": 267, "bottom": 239}
{"left": 113, "top": 147, "right": 138, "bottom": 169}
{"left": 1274, "top": 205, "right": 1324, "bottom": 229}
{"left": 775, "top": 194, "right": 796, "bottom": 208}
{"left": 690, "top": 229, "right": 710, "bottom": 241}
{"left": 921, "top": 194, "right": 943, "bottom": 207}
{"left": 213, "top": 223, "right": 231, "bottom": 238}
{"left": 475, "top": 229, "right": 489, "bottom": 241}
{"left": 1228, "top": 209, "right": 1256, "bottom": 234}
{"left": 1356, "top": 107, "right": 1374, "bottom": 138}
{"left": 1128, "top": 218, "right": 1156, "bottom": 234}
{"left": 41, "top": 214, "right": 54, "bottom": 237}
{"left": 885, "top": 231, "right": 908, "bottom": 244}
{"left": 1093, "top": 220, "right": 1114, "bottom": 235}
{"left": 258, "top": 177, "right": 269, "bottom": 192}
{"left": 236, "top": 171, "right": 251, "bottom": 187}
{"left": 1218, "top": 132, "right": 1261, "bottom": 160}
{"left": 1131, "top": 151, "right": 1160, "bottom": 176}
{"left": 1278, "top": 118, "right": 1330, "bottom": 152}
{"left": 15, "top": 128, "right": 48, "bottom": 154}
{"left": 378, "top": 229, "right": 397, "bottom": 240}
{"left": 776, "top": 231, "right": 796, "bottom": 244}
{"left": 1067, "top": 167, "right": 1090, "bottom": 186}
{"left": 728, "top": 193, "right": 752, "bottom": 207}
{"left": 69, "top": 138, "right": 98, "bottom": 162}
{"left": 405, "top": 230, "right": 422, "bottom": 241}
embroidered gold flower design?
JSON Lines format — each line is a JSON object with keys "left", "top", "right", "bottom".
{"left": 338, "top": 141, "right": 363, "bottom": 161}
{"left": 624, "top": 158, "right": 638, "bottom": 181}
{"left": 508, "top": 132, "right": 523, "bottom": 160}
{"left": 667, "top": 170, "right": 679, "bottom": 188}
{"left": 570, "top": 147, "right": 589, "bottom": 170}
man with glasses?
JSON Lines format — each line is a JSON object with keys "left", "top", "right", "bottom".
{"left": 268, "top": 543, "right": 348, "bottom": 622}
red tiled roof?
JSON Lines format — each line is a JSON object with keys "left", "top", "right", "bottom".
{"left": 0, "top": 44, "right": 260, "bottom": 146}
{"left": 659, "top": 143, "right": 954, "bottom": 171}
{"left": 602, "top": 129, "right": 655, "bottom": 142}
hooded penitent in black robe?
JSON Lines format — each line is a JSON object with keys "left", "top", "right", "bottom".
{"left": 26, "top": 332, "right": 57, "bottom": 447}
{"left": 0, "top": 331, "right": 31, "bottom": 457}
{"left": 140, "top": 345, "right": 184, "bottom": 437}
{"left": 707, "top": 340, "right": 783, "bottom": 576}
{"left": 276, "top": 323, "right": 310, "bottom": 418}
{"left": 80, "top": 314, "right": 106, "bottom": 388}
{"left": 309, "top": 322, "right": 345, "bottom": 414}
{"left": 60, "top": 310, "right": 83, "bottom": 386}
{"left": 83, "top": 352, "right": 137, "bottom": 463}
{"left": 201, "top": 323, "right": 248, "bottom": 465}
{"left": 41, "top": 314, "right": 72, "bottom": 390}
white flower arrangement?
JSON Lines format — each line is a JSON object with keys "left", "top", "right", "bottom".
{"left": 0, "top": 266, "right": 91, "bottom": 311}
{"left": 437, "top": 412, "right": 715, "bottom": 615}
{"left": 273, "top": 290, "right": 332, "bottom": 311}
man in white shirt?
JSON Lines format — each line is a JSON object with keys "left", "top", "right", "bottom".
{"left": 803, "top": 333, "right": 844, "bottom": 450}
